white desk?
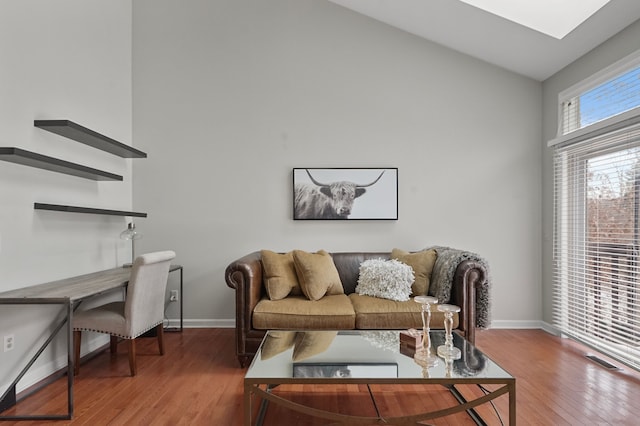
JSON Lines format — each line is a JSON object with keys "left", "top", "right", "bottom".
{"left": 0, "top": 265, "right": 183, "bottom": 420}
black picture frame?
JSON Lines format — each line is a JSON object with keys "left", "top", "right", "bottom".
{"left": 293, "top": 362, "right": 398, "bottom": 378}
{"left": 292, "top": 168, "right": 398, "bottom": 220}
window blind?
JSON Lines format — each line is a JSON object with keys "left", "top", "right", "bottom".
{"left": 553, "top": 123, "right": 640, "bottom": 370}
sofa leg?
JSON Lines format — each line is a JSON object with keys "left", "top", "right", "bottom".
{"left": 238, "top": 355, "right": 251, "bottom": 368}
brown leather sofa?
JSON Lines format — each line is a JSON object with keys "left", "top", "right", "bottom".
{"left": 225, "top": 249, "right": 488, "bottom": 367}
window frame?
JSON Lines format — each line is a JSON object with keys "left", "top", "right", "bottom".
{"left": 550, "top": 49, "right": 640, "bottom": 148}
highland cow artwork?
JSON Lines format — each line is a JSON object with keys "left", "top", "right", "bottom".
{"left": 293, "top": 168, "right": 398, "bottom": 220}
{"left": 293, "top": 362, "right": 398, "bottom": 378}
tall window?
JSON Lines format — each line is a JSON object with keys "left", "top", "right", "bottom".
{"left": 552, "top": 51, "right": 640, "bottom": 370}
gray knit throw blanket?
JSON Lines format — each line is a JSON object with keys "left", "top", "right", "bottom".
{"left": 425, "top": 245, "right": 491, "bottom": 329}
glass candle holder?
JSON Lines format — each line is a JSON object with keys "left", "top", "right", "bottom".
{"left": 444, "top": 354, "right": 455, "bottom": 378}
{"left": 414, "top": 354, "right": 434, "bottom": 378}
{"left": 413, "top": 296, "right": 439, "bottom": 367}
{"left": 436, "top": 304, "right": 462, "bottom": 359}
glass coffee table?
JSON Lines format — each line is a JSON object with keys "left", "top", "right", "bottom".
{"left": 244, "top": 330, "right": 515, "bottom": 425}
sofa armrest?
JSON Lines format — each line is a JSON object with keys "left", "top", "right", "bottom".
{"left": 450, "top": 260, "right": 487, "bottom": 344}
{"left": 428, "top": 246, "right": 489, "bottom": 344}
{"left": 225, "top": 251, "right": 264, "bottom": 365}
{"left": 225, "top": 251, "right": 263, "bottom": 308}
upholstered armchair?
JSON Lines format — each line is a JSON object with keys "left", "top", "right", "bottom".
{"left": 73, "top": 250, "right": 176, "bottom": 376}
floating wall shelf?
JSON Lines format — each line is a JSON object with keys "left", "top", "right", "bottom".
{"left": 34, "top": 203, "right": 147, "bottom": 217}
{"left": 0, "top": 147, "right": 123, "bottom": 181}
{"left": 34, "top": 120, "right": 147, "bottom": 158}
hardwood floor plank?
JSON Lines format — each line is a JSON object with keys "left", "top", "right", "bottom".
{"left": 2, "top": 328, "right": 640, "bottom": 425}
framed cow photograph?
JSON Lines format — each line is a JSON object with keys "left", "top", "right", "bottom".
{"left": 293, "top": 362, "right": 398, "bottom": 378}
{"left": 292, "top": 168, "right": 398, "bottom": 220}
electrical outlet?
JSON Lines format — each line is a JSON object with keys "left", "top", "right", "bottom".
{"left": 169, "top": 290, "right": 179, "bottom": 302}
{"left": 3, "top": 334, "right": 14, "bottom": 352}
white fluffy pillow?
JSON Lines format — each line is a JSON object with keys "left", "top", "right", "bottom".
{"left": 356, "top": 258, "right": 415, "bottom": 301}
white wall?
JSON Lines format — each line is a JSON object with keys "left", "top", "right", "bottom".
{"left": 2, "top": 0, "right": 637, "bottom": 401}
{"left": 0, "top": 0, "right": 133, "bottom": 392}
{"left": 541, "top": 20, "right": 640, "bottom": 324}
{"left": 132, "top": 0, "right": 542, "bottom": 328}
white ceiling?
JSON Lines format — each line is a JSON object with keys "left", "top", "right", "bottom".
{"left": 328, "top": 0, "right": 640, "bottom": 81}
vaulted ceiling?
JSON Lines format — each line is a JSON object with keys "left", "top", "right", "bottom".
{"left": 328, "top": 0, "right": 640, "bottom": 81}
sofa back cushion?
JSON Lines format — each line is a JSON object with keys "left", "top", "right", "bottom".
{"left": 390, "top": 248, "right": 437, "bottom": 296}
{"left": 293, "top": 250, "right": 344, "bottom": 301}
{"left": 331, "top": 252, "right": 391, "bottom": 294}
{"left": 261, "top": 250, "right": 301, "bottom": 300}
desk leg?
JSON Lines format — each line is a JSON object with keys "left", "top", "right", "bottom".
{"left": 67, "top": 301, "right": 74, "bottom": 418}
{"left": 179, "top": 267, "right": 183, "bottom": 332}
{"left": 165, "top": 266, "right": 183, "bottom": 333}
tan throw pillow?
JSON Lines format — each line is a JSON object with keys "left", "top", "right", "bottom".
{"left": 391, "top": 248, "right": 437, "bottom": 296}
{"left": 261, "top": 331, "right": 297, "bottom": 360}
{"left": 292, "top": 331, "right": 338, "bottom": 361}
{"left": 261, "top": 250, "right": 301, "bottom": 300}
{"left": 292, "top": 250, "right": 344, "bottom": 301}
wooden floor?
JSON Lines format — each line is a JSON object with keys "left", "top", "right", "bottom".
{"left": 2, "top": 328, "right": 640, "bottom": 425}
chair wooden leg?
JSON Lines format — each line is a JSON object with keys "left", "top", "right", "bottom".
{"left": 110, "top": 335, "right": 118, "bottom": 355}
{"left": 156, "top": 324, "right": 165, "bottom": 355}
{"left": 128, "top": 339, "right": 137, "bottom": 376}
{"left": 73, "top": 330, "right": 82, "bottom": 376}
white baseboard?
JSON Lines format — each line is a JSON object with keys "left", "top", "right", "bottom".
{"left": 176, "top": 318, "right": 557, "bottom": 331}
{"left": 489, "top": 320, "right": 561, "bottom": 336}
{"left": 489, "top": 319, "right": 544, "bottom": 329}
{"left": 539, "top": 321, "right": 562, "bottom": 336}
{"left": 165, "top": 318, "right": 235, "bottom": 328}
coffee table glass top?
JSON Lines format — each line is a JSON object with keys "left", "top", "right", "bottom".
{"left": 246, "top": 330, "right": 512, "bottom": 382}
